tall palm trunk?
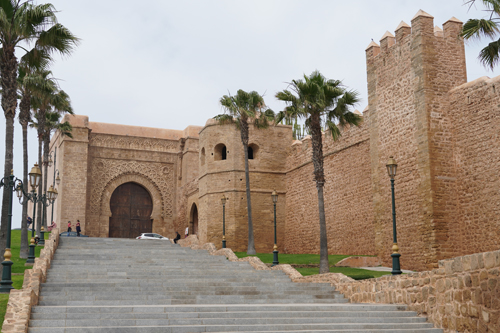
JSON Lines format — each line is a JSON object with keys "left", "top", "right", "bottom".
{"left": 19, "top": 92, "right": 31, "bottom": 258}
{"left": 310, "top": 113, "right": 329, "bottom": 274}
{"left": 36, "top": 109, "right": 45, "bottom": 237}
{"left": 42, "top": 131, "right": 50, "bottom": 230}
{"left": 240, "top": 118, "right": 256, "bottom": 255}
{"left": 0, "top": 45, "right": 19, "bottom": 275}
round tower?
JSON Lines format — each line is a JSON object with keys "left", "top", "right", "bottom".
{"left": 198, "top": 119, "right": 292, "bottom": 252}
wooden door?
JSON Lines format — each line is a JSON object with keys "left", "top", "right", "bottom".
{"left": 109, "top": 183, "right": 153, "bottom": 238}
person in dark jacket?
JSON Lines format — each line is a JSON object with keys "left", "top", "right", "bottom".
{"left": 76, "top": 220, "right": 81, "bottom": 237}
{"left": 174, "top": 232, "right": 181, "bottom": 244}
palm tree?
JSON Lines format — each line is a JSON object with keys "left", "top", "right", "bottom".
{"left": 0, "top": 0, "right": 79, "bottom": 269}
{"left": 276, "top": 71, "right": 361, "bottom": 273}
{"left": 214, "top": 90, "right": 274, "bottom": 255}
{"left": 17, "top": 50, "right": 51, "bottom": 258}
{"left": 462, "top": 0, "right": 500, "bottom": 69}
{"left": 31, "top": 75, "right": 72, "bottom": 235}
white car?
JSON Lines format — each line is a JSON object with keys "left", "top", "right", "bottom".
{"left": 136, "top": 233, "right": 169, "bottom": 240}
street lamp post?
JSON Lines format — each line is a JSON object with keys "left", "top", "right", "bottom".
{"left": 38, "top": 185, "right": 57, "bottom": 246}
{"left": 221, "top": 194, "right": 227, "bottom": 249}
{"left": 271, "top": 190, "right": 279, "bottom": 266}
{"left": 24, "top": 163, "right": 43, "bottom": 265}
{"left": 0, "top": 171, "right": 23, "bottom": 293}
{"left": 386, "top": 156, "right": 402, "bottom": 275}
{"left": 40, "top": 154, "right": 53, "bottom": 244}
{"left": 50, "top": 147, "right": 60, "bottom": 226}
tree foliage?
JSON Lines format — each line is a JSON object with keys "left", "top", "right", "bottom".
{"left": 214, "top": 90, "right": 274, "bottom": 255}
{"left": 276, "top": 71, "right": 361, "bottom": 274}
{"left": 462, "top": 0, "right": 500, "bottom": 69}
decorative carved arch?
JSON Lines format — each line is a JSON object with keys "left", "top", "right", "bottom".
{"left": 99, "top": 173, "right": 163, "bottom": 235}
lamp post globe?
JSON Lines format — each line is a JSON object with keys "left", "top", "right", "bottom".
{"left": 221, "top": 194, "right": 227, "bottom": 248}
{"left": 386, "top": 156, "right": 402, "bottom": 275}
{"left": 271, "top": 190, "right": 279, "bottom": 267}
{"left": 29, "top": 163, "right": 42, "bottom": 190}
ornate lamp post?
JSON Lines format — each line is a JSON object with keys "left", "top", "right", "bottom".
{"left": 50, "top": 148, "right": 60, "bottom": 225}
{"left": 40, "top": 154, "right": 54, "bottom": 244}
{"left": 38, "top": 185, "right": 58, "bottom": 246}
{"left": 271, "top": 190, "right": 279, "bottom": 266}
{"left": 221, "top": 194, "right": 227, "bottom": 248}
{"left": 386, "top": 156, "right": 402, "bottom": 275}
{"left": 0, "top": 171, "right": 24, "bottom": 292}
{"left": 23, "top": 163, "right": 43, "bottom": 265}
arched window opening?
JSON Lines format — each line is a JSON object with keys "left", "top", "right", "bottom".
{"left": 214, "top": 143, "right": 227, "bottom": 161}
{"left": 222, "top": 146, "right": 227, "bottom": 160}
{"left": 190, "top": 203, "right": 198, "bottom": 236}
{"left": 200, "top": 147, "right": 206, "bottom": 166}
{"left": 248, "top": 144, "right": 259, "bottom": 160}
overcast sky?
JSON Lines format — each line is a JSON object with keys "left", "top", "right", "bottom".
{"left": 1, "top": 0, "right": 499, "bottom": 228}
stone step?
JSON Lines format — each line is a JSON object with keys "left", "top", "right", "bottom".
{"left": 27, "top": 323, "right": 438, "bottom": 333}
{"left": 31, "top": 310, "right": 420, "bottom": 320}
{"left": 29, "top": 237, "right": 441, "bottom": 332}
{"left": 29, "top": 316, "right": 429, "bottom": 327}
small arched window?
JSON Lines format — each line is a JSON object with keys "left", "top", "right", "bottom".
{"left": 214, "top": 143, "right": 227, "bottom": 161}
{"left": 200, "top": 147, "right": 206, "bottom": 166}
{"left": 248, "top": 144, "right": 258, "bottom": 160}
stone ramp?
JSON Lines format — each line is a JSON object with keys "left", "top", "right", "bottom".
{"left": 28, "top": 237, "right": 442, "bottom": 332}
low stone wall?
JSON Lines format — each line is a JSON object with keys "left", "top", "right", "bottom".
{"left": 334, "top": 251, "right": 500, "bottom": 332}
{"left": 2, "top": 229, "right": 60, "bottom": 333}
{"left": 178, "top": 236, "right": 500, "bottom": 333}
{"left": 335, "top": 256, "right": 380, "bottom": 267}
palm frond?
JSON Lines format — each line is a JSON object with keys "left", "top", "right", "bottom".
{"left": 325, "top": 120, "right": 341, "bottom": 140}
{"left": 36, "top": 23, "right": 80, "bottom": 56}
{"left": 461, "top": 18, "right": 500, "bottom": 40}
{"left": 213, "top": 113, "right": 235, "bottom": 125}
{"left": 479, "top": 38, "right": 500, "bottom": 69}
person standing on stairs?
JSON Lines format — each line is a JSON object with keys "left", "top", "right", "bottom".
{"left": 76, "top": 220, "right": 81, "bottom": 237}
{"left": 185, "top": 226, "right": 189, "bottom": 238}
{"left": 67, "top": 221, "right": 72, "bottom": 232}
{"left": 174, "top": 232, "right": 181, "bottom": 244}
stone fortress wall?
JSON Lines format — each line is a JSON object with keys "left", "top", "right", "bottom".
{"left": 283, "top": 10, "right": 500, "bottom": 271}
{"left": 48, "top": 9, "right": 500, "bottom": 272}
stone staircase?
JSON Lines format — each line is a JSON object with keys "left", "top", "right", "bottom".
{"left": 28, "top": 237, "right": 442, "bottom": 332}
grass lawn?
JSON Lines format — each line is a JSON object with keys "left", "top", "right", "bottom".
{"left": 0, "top": 229, "right": 47, "bottom": 327}
{"left": 233, "top": 252, "right": 390, "bottom": 280}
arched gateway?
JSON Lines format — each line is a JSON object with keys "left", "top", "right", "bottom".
{"left": 109, "top": 182, "right": 153, "bottom": 238}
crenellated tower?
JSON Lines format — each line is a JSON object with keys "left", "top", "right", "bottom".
{"left": 367, "top": 10, "right": 466, "bottom": 270}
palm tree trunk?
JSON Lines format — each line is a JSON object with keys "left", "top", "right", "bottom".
{"left": 240, "top": 119, "right": 256, "bottom": 255}
{"left": 19, "top": 92, "right": 31, "bottom": 258}
{"left": 20, "top": 123, "right": 29, "bottom": 258}
{"left": 0, "top": 45, "right": 19, "bottom": 276}
{"left": 36, "top": 127, "right": 43, "bottom": 238}
{"left": 43, "top": 133, "right": 50, "bottom": 230}
{"left": 310, "top": 113, "right": 329, "bottom": 274}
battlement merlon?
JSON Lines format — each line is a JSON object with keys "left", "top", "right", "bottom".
{"left": 366, "top": 10, "right": 464, "bottom": 60}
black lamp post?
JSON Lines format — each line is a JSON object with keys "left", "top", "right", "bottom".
{"left": 23, "top": 163, "right": 43, "bottom": 265}
{"left": 50, "top": 147, "right": 60, "bottom": 226}
{"left": 38, "top": 185, "right": 57, "bottom": 246}
{"left": 40, "top": 154, "right": 53, "bottom": 244}
{"left": 0, "top": 171, "right": 24, "bottom": 292}
{"left": 271, "top": 190, "right": 279, "bottom": 266}
{"left": 386, "top": 156, "right": 402, "bottom": 275}
{"left": 221, "top": 194, "right": 227, "bottom": 249}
